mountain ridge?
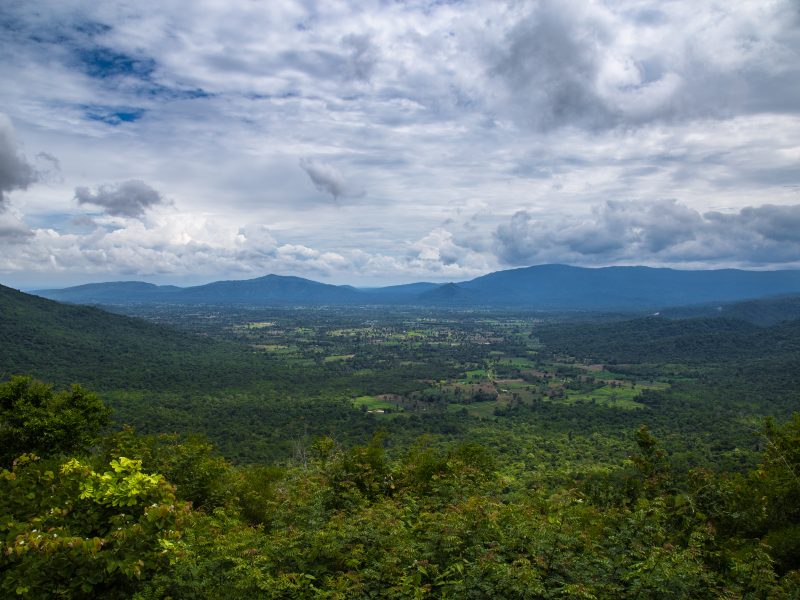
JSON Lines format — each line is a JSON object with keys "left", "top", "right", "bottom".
{"left": 31, "top": 264, "right": 800, "bottom": 311}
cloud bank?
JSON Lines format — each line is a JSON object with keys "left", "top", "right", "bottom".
{"left": 494, "top": 200, "right": 800, "bottom": 267}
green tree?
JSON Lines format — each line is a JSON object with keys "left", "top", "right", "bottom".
{"left": 0, "top": 454, "right": 188, "bottom": 599}
{"left": 0, "top": 376, "right": 110, "bottom": 467}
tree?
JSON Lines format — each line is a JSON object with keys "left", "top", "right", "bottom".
{"left": 0, "top": 454, "right": 188, "bottom": 599}
{"left": 0, "top": 376, "right": 110, "bottom": 467}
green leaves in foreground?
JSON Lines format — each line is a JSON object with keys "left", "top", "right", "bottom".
{"left": 2, "top": 377, "right": 800, "bottom": 598}
{"left": 0, "top": 454, "right": 188, "bottom": 599}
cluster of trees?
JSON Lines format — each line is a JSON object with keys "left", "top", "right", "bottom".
{"left": 2, "top": 376, "right": 800, "bottom": 598}
{"left": 535, "top": 316, "right": 800, "bottom": 366}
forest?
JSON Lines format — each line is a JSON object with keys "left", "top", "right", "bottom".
{"left": 2, "top": 286, "right": 800, "bottom": 598}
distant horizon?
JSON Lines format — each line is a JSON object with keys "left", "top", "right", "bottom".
{"left": 17, "top": 262, "right": 800, "bottom": 294}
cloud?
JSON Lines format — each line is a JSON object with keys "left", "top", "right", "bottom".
{"left": 494, "top": 200, "right": 800, "bottom": 267}
{"left": 490, "top": 1, "right": 614, "bottom": 130}
{"left": 0, "top": 114, "right": 37, "bottom": 210}
{"left": 406, "top": 227, "right": 492, "bottom": 275}
{"left": 299, "top": 158, "right": 364, "bottom": 201}
{"left": 489, "top": 0, "right": 800, "bottom": 130}
{"left": 74, "top": 180, "right": 165, "bottom": 218}
{"left": 341, "top": 33, "right": 378, "bottom": 82}
{"left": 0, "top": 212, "right": 34, "bottom": 244}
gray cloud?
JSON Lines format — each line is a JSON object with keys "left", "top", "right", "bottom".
{"left": 494, "top": 200, "right": 800, "bottom": 267}
{"left": 491, "top": 1, "right": 613, "bottom": 130}
{"left": 74, "top": 180, "right": 165, "bottom": 218}
{"left": 0, "top": 114, "right": 37, "bottom": 210}
{"left": 299, "top": 158, "right": 364, "bottom": 201}
{"left": 706, "top": 205, "right": 800, "bottom": 244}
{"left": 489, "top": 0, "right": 800, "bottom": 130}
{"left": 0, "top": 226, "right": 34, "bottom": 243}
{"left": 341, "top": 33, "right": 378, "bottom": 82}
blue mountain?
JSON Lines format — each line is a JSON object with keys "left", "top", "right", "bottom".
{"left": 31, "top": 264, "right": 800, "bottom": 311}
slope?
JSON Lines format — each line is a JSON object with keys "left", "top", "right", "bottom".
{"left": 0, "top": 284, "right": 269, "bottom": 390}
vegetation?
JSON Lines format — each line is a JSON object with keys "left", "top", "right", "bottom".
{"left": 2, "top": 377, "right": 800, "bottom": 598}
{"left": 2, "top": 286, "right": 800, "bottom": 596}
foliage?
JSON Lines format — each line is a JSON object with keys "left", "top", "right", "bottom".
{"left": 0, "top": 454, "right": 188, "bottom": 599}
{"left": 3, "top": 288, "right": 800, "bottom": 596}
{"left": 0, "top": 376, "right": 110, "bottom": 467}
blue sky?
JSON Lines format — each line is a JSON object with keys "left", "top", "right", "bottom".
{"left": 1, "top": 0, "right": 799, "bottom": 288}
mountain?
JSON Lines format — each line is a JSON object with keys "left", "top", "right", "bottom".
{"left": 37, "top": 281, "right": 181, "bottom": 304}
{"left": 417, "top": 282, "right": 478, "bottom": 304}
{"left": 0, "top": 284, "right": 270, "bottom": 390}
{"left": 31, "top": 264, "right": 800, "bottom": 310}
{"left": 173, "top": 274, "right": 366, "bottom": 304}
{"left": 35, "top": 275, "right": 368, "bottom": 306}
{"left": 455, "top": 264, "right": 800, "bottom": 309}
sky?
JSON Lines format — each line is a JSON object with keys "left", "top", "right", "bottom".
{"left": 1, "top": 0, "right": 799, "bottom": 289}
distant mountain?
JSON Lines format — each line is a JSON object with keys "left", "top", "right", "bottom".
{"left": 31, "top": 264, "right": 800, "bottom": 311}
{"left": 35, "top": 275, "right": 367, "bottom": 306}
{"left": 173, "top": 274, "right": 366, "bottom": 304}
{"left": 417, "top": 282, "right": 478, "bottom": 304}
{"left": 37, "top": 281, "right": 181, "bottom": 304}
{"left": 455, "top": 264, "right": 800, "bottom": 310}
{"left": 0, "top": 284, "right": 269, "bottom": 390}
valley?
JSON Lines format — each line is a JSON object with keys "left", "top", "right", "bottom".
{"left": 2, "top": 283, "right": 800, "bottom": 597}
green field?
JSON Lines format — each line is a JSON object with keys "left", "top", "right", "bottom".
{"left": 353, "top": 395, "right": 400, "bottom": 412}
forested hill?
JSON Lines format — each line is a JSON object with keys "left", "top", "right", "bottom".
{"left": 659, "top": 294, "right": 800, "bottom": 326}
{"left": 536, "top": 316, "right": 800, "bottom": 364}
{"left": 0, "top": 284, "right": 269, "bottom": 390}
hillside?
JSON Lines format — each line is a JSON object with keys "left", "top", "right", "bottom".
{"left": 0, "top": 284, "right": 269, "bottom": 390}
{"left": 535, "top": 315, "right": 800, "bottom": 364}
{"left": 659, "top": 294, "right": 800, "bottom": 326}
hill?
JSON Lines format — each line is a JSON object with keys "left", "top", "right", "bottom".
{"left": 36, "top": 281, "right": 181, "bottom": 304}
{"left": 659, "top": 294, "right": 800, "bottom": 326}
{"left": 535, "top": 315, "right": 800, "bottom": 364}
{"left": 0, "top": 284, "right": 269, "bottom": 390}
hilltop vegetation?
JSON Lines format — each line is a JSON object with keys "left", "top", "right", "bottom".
{"left": 0, "top": 284, "right": 273, "bottom": 391}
